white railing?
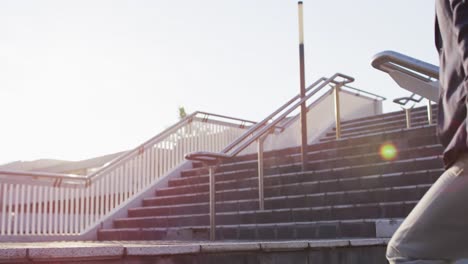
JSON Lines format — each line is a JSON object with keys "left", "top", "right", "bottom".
{"left": 0, "top": 111, "right": 256, "bottom": 238}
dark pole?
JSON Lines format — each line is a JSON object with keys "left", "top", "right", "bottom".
{"left": 298, "top": 1, "right": 307, "bottom": 171}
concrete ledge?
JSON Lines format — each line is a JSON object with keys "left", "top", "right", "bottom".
{"left": 0, "top": 246, "right": 28, "bottom": 263}
{"left": 200, "top": 242, "right": 261, "bottom": 253}
{"left": 260, "top": 241, "right": 309, "bottom": 252}
{"left": 350, "top": 238, "right": 389, "bottom": 247}
{"left": 126, "top": 244, "right": 200, "bottom": 256}
{"left": 27, "top": 242, "right": 124, "bottom": 262}
{"left": 309, "top": 239, "right": 350, "bottom": 248}
{"left": 376, "top": 218, "right": 404, "bottom": 238}
{"left": 0, "top": 238, "right": 391, "bottom": 263}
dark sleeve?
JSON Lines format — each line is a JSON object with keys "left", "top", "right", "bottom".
{"left": 450, "top": 0, "right": 468, "bottom": 74}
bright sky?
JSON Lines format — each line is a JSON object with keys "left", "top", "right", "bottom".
{"left": 0, "top": 0, "right": 437, "bottom": 164}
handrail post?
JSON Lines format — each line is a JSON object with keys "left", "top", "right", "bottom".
{"left": 298, "top": 1, "right": 308, "bottom": 172}
{"left": 257, "top": 135, "right": 268, "bottom": 211}
{"left": 405, "top": 108, "right": 412, "bottom": 128}
{"left": 334, "top": 83, "right": 343, "bottom": 139}
{"left": 208, "top": 165, "right": 217, "bottom": 241}
{"left": 427, "top": 100, "right": 433, "bottom": 125}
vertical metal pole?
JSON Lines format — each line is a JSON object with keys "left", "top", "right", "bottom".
{"left": 405, "top": 108, "right": 412, "bottom": 128}
{"left": 298, "top": 1, "right": 308, "bottom": 171}
{"left": 257, "top": 137, "right": 265, "bottom": 211}
{"left": 334, "top": 84, "right": 342, "bottom": 139}
{"left": 427, "top": 100, "right": 433, "bottom": 125}
{"left": 209, "top": 166, "right": 216, "bottom": 241}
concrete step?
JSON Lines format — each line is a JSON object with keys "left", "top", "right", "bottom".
{"left": 154, "top": 157, "right": 442, "bottom": 204}
{"left": 130, "top": 183, "right": 432, "bottom": 218}
{"left": 337, "top": 110, "right": 435, "bottom": 129}
{"left": 187, "top": 135, "right": 440, "bottom": 178}
{"left": 144, "top": 168, "right": 441, "bottom": 209}
{"left": 318, "top": 124, "right": 437, "bottom": 147}
{"left": 99, "top": 218, "right": 397, "bottom": 241}
{"left": 338, "top": 110, "right": 436, "bottom": 132}
{"left": 322, "top": 122, "right": 435, "bottom": 142}
{"left": 189, "top": 124, "right": 437, "bottom": 171}
{"left": 174, "top": 144, "right": 442, "bottom": 188}
{"left": 156, "top": 154, "right": 443, "bottom": 199}
{"left": 326, "top": 119, "right": 433, "bottom": 139}
{"left": 340, "top": 105, "right": 436, "bottom": 128}
{"left": 185, "top": 142, "right": 441, "bottom": 188}
{"left": 215, "top": 220, "right": 381, "bottom": 240}
{"left": 113, "top": 200, "right": 417, "bottom": 230}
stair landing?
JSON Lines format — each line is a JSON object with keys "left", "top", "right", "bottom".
{"left": 0, "top": 238, "right": 389, "bottom": 263}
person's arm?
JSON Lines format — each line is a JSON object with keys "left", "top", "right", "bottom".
{"left": 450, "top": 0, "right": 468, "bottom": 74}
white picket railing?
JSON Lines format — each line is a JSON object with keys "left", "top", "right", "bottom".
{"left": 0, "top": 111, "right": 256, "bottom": 237}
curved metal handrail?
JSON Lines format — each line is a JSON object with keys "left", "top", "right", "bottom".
{"left": 372, "top": 50, "right": 439, "bottom": 127}
{"left": 185, "top": 73, "right": 355, "bottom": 163}
{"left": 371, "top": 50, "right": 439, "bottom": 80}
{"left": 372, "top": 50, "right": 440, "bottom": 103}
{"left": 0, "top": 110, "right": 259, "bottom": 185}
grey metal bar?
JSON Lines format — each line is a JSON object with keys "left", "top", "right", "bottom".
{"left": 257, "top": 136, "right": 267, "bottom": 211}
{"left": 298, "top": 1, "right": 308, "bottom": 172}
{"left": 427, "top": 101, "right": 433, "bottom": 125}
{"left": 209, "top": 166, "right": 216, "bottom": 241}
{"left": 0, "top": 169, "right": 85, "bottom": 180}
{"left": 228, "top": 73, "right": 354, "bottom": 157}
{"left": 186, "top": 73, "right": 355, "bottom": 163}
{"left": 371, "top": 50, "right": 439, "bottom": 79}
{"left": 334, "top": 84, "right": 342, "bottom": 139}
{"left": 405, "top": 108, "right": 412, "bottom": 129}
{"left": 220, "top": 78, "right": 327, "bottom": 155}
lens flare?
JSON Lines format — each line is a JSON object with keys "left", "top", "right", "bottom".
{"left": 379, "top": 143, "right": 398, "bottom": 161}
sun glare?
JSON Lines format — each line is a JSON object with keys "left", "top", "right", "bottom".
{"left": 379, "top": 143, "right": 398, "bottom": 161}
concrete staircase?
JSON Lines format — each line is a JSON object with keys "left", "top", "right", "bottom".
{"left": 98, "top": 106, "right": 442, "bottom": 242}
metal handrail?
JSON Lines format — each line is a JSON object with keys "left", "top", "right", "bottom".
{"left": 185, "top": 73, "right": 356, "bottom": 241}
{"left": 371, "top": 51, "right": 439, "bottom": 100}
{"left": 371, "top": 50, "right": 439, "bottom": 80}
{"left": 0, "top": 170, "right": 86, "bottom": 181}
{"left": 0, "top": 111, "right": 259, "bottom": 185}
{"left": 273, "top": 84, "right": 387, "bottom": 131}
{"left": 372, "top": 50, "right": 439, "bottom": 126}
{"left": 220, "top": 77, "right": 328, "bottom": 155}
{"left": 186, "top": 73, "right": 354, "bottom": 163}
